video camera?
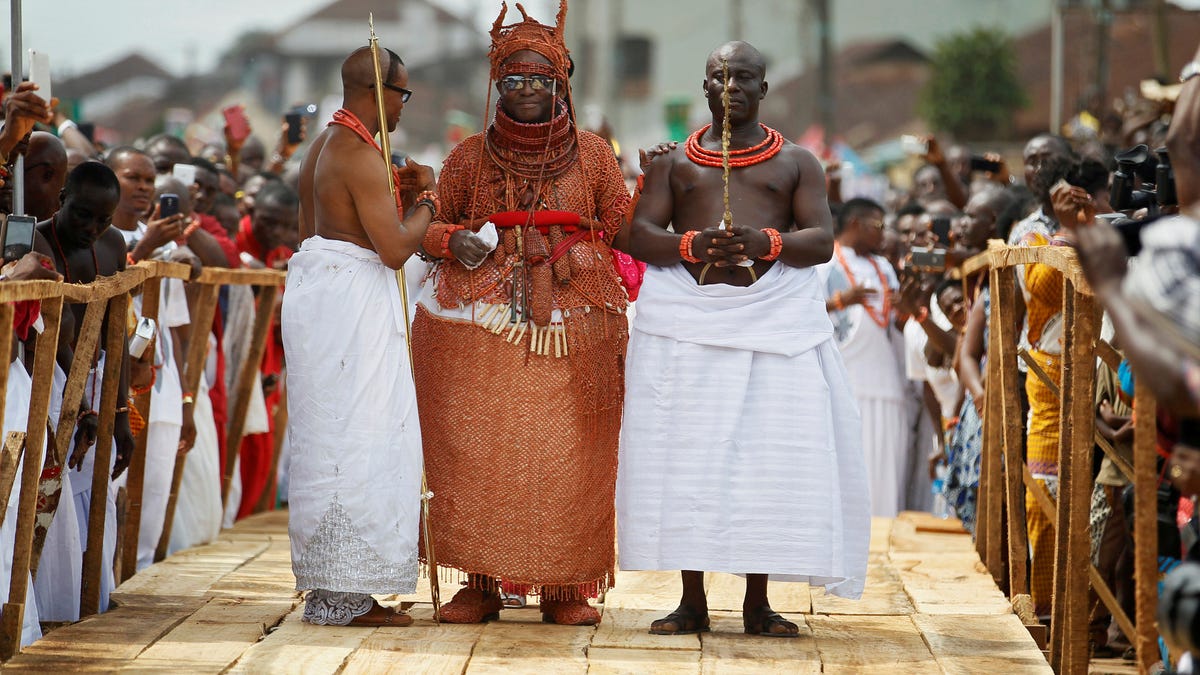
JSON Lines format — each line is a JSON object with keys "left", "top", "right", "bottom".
{"left": 1111, "top": 144, "right": 1177, "bottom": 214}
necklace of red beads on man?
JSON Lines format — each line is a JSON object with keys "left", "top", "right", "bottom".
{"left": 47, "top": 219, "right": 99, "bottom": 284}
{"left": 833, "top": 241, "right": 892, "bottom": 329}
{"left": 684, "top": 123, "right": 785, "bottom": 168}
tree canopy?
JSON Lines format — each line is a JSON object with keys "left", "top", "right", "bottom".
{"left": 918, "top": 27, "right": 1028, "bottom": 141}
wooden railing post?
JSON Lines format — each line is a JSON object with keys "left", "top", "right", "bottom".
{"left": 1133, "top": 377, "right": 1158, "bottom": 674}
{"left": 980, "top": 268, "right": 1003, "bottom": 582}
{"left": 155, "top": 282, "right": 220, "bottom": 562}
{"left": 79, "top": 292, "right": 130, "bottom": 618}
{"left": 1060, "top": 283, "right": 1099, "bottom": 674}
{"left": 992, "top": 265, "right": 1029, "bottom": 598}
{"left": 118, "top": 279, "right": 160, "bottom": 582}
{"left": 1, "top": 296, "right": 61, "bottom": 658}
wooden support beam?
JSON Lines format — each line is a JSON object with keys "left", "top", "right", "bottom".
{"left": 221, "top": 285, "right": 278, "bottom": 512}
{"left": 1049, "top": 285, "right": 1072, "bottom": 674}
{"left": 119, "top": 280, "right": 161, "bottom": 583}
{"left": 80, "top": 293, "right": 129, "bottom": 618}
{"left": 1, "top": 297, "right": 61, "bottom": 659}
{"left": 980, "top": 270, "right": 1004, "bottom": 582}
{"left": 156, "top": 283, "right": 220, "bottom": 562}
{"left": 1059, "top": 286, "right": 1098, "bottom": 675}
{"left": 1133, "top": 377, "right": 1158, "bottom": 675}
{"left": 994, "top": 269, "right": 1028, "bottom": 598}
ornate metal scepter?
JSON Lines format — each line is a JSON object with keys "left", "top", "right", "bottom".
{"left": 720, "top": 57, "right": 733, "bottom": 229}
{"left": 368, "top": 13, "right": 441, "bottom": 623}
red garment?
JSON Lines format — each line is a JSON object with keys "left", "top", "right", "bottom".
{"left": 236, "top": 216, "right": 292, "bottom": 268}
{"left": 237, "top": 331, "right": 282, "bottom": 518}
{"left": 210, "top": 309, "right": 229, "bottom": 477}
{"left": 12, "top": 300, "right": 40, "bottom": 340}
{"left": 197, "top": 213, "right": 239, "bottom": 268}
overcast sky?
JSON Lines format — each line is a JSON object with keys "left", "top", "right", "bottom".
{"left": 11, "top": 0, "right": 1200, "bottom": 81}
{"left": 11, "top": 0, "right": 556, "bottom": 79}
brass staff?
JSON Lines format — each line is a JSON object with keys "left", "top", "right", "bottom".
{"left": 368, "top": 13, "right": 441, "bottom": 622}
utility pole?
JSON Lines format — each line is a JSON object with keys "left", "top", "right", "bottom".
{"left": 1094, "top": 0, "right": 1111, "bottom": 108}
{"left": 10, "top": 0, "right": 23, "bottom": 216}
{"left": 1050, "top": 0, "right": 1064, "bottom": 133}
{"left": 1153, "top": 0, "right": 1170, "bottom": 82}
{"left": 814, "top": 0, "right": 834, "bottom": 145}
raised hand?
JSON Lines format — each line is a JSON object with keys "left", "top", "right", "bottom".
{"left": 0, "top": 83, "right": 56, "bottom": 156}
{"left": 1050, "top": 180, "right": 1095, "bottom": 230}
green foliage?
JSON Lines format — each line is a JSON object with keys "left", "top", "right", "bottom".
{"left": 918, "top": 27, "right": 1028, "bottom": 141}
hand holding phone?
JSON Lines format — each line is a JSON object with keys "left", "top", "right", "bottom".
{"left": 1, "top": 215, "right": 37, "bottom": 263}
{"left": 159, "top": 193, "right": 180, "bottom": 219}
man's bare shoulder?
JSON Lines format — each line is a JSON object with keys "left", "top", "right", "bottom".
{"left": 779, "top": 139, "right": 823, "bottom": 171}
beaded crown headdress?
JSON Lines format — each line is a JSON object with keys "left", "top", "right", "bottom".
{"left": 488, "top": 1, "right": 570, "bottom": 82}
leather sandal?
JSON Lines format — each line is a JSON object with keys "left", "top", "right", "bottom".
{"left": 743, "top": 607, "right": 799, "bottom": 638}
{"left": 649, "top": 605, "right": 710, "bottom": 635}
{"left": 540, "top": 599, "right": 600, "bottom": 626}
{"left": 347, "top": 603, "right": 414, "bottom": 627}
{"left": 439, "top": 587, "right": 503, "bottom": 624}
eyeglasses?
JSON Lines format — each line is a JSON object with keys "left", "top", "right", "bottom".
{"left": 500, "top": 75, "right": 556, "bottom": 92}
{"left": 859, "top": 219, "right": 885, "bottom": 230}
{"left": 370, "top": 81, "right": 413, "bottom": 103}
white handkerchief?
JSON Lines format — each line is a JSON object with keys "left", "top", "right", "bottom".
{"left": 464, "top": 222, "right": 500, "bottom": 271}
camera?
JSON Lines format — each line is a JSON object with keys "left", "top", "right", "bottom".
{"left": 1110, "top": 144, "right": 1177, "bottom": 213}
{"left": 909, "top": 246, "right": 947, "bottom": 273}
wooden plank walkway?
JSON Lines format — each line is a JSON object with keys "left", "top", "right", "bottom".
{"left": 4, "top": 510, "right": 1054, "bottom": 673}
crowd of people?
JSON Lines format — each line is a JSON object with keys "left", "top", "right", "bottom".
{"left": 0, "top": 0, "right": 1193, "bottom": 668}
{"left": 818, "top": 62, "right": 1200, "bottom": 663}
{"left": 0, "top": 66, "right": 303, "bottom": 647}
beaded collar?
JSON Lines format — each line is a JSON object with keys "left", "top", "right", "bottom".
{"left": 486, "top": 99, "right": 578, "bottom": 180}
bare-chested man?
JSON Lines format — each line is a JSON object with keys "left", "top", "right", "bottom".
{"left": 281, "top": 45, "right": 435, "bottom": 627}
{"left": 37, "top": 162, "right": 137, "bottom": 615}
{"left": 617, "top": 41, "right": 869, "bottom": 637}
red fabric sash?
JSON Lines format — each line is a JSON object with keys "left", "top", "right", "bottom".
{"left": 329, "top": 109, "right": 402, "bottom": 210}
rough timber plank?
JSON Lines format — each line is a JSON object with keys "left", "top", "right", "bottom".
{"left": 895, "top": 557, "right": 1013, "bottom": 615}
{"left": 110, "top": 538, "right": 270, "bottom": 602}
{"left": 588, "top": 646, "right": 701, "bottom": 674}
{"left": 869, "top": 517, "right": 894, "bottom": 554}
{"left": 702, "top": 573, "right": 810, "bottom": 614}
{"left": 340, "top": 625, "right": 480, "bottom": 675}
{"left": 700, "top": 611, "right": 820, "bottom": 674}
{"left": 129, "top": 595, "right": 299, "bottom": 671}
{"left": 912, "top": 614, "right": 1054, "bottom": 674}
{"left": 465, "top": 620, "right": 592, "bottom": 674}
{"left": 225, "top": 606, "right": 376, "bottom": 674}
{"left": 592, "top": 607, "right": 700, "bottom": 650}
{"left": 809, "top": 615, "right": 941, "bottom": 674}
{"left": 602, "top": 570, "right": 681, "bottom": 610}
{"left": 811, "top": 561, "right": 913, "bottom": 616}
{"left": 5, "top": 605, "right": 193, "bottom": 668}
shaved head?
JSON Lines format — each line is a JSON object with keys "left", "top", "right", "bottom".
{"left": 341, "top": 45, "right": 404, "bottom": 92}
{"left": 706, "top": 41, "right": 766, "bottom": 78}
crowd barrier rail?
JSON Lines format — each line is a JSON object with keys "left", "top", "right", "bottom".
{"left": 0, "top": 261, "right": 286, "bottom": 660}
{"left": 963, "top": 241, "right": 1159, "bottom": 674}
